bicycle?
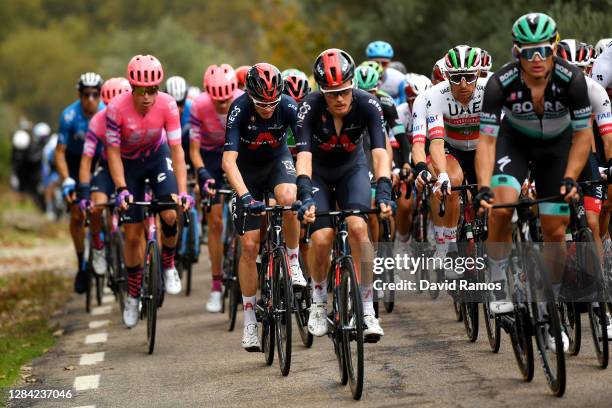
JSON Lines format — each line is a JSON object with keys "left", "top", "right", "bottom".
{"left": 490, "top": 194, "right": 567, "bottom": 397}
{"left": 239, "top": 198, "right": 295, "bottom": 376}
{"left": 305, "top": 208, "right": 381, "bottom": 400}
{"left": 129, "top": 199, "right": 177, "bottom": 355}
{"left": 411, "top": 178, "right": 438, "bottom": 299}
{"left": 84, "top": 208, "right": 104, "bottom": 313}
{"left": 176, "top": 179, "right": 200, "bottom": 296}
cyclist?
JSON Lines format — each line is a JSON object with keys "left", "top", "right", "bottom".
{"left": 187, "top": 86, "right": 201, "bottom": 102}
{"left": 190, "top": 64, "right": 243, "bottom": 313}
{"left": 282, "top": 68, "right": 311, "bottom": 157}
{"left": 389, "top": 61, "right": 407, "bottom": 75}
{"left": 412, "top": 45, "right": 486, "bottom": 274}
{"left": 41, "top": 131, "right": 61, "bottom": 220}
{"left": 106, "top": 55, "right": 192, "bottom": 328}
{"left": 165, "top": 76, "right": 192, "bottom": 167}
{"left": 56, "top": 72, "right": 105, "bottom": 293}
{"left": 222, "top": 63, "right": 306, "bottom": 351}
{"left": 431, "top": 58, "right": 447, "bottom": 85}
{"left": 594, "top": 38, "right": 612, "bottom": 60}
{"left": 477, "top": 14, "right": 593, "bottom": 352}
{"left": 366, "top": 40, "right": 407, "bottom": 104}
{"left": 235, "top": 65, "right": 251, "bottom": 91}
{"left": 480, "top": 50, "right": 493, "bottom": 79}
{"left": 295, "top": 48, "right": 393, "bottom": 342}
{"left": 77, "top": 78, "right": 132, "bottom": 277}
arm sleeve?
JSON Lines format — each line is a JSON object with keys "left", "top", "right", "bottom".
{"left": 411, "top": 94, "right": 428, "bottom": 144}
{"left": 57, "top": 111, "right": 70, "bottom": 146}
{"left": 426, "top": 94, "right": 445, "bottom": 142}
{"left": 590, "top": 81, "right": 612, "bottom": 138}
{"left": 165, "top": 98, "right": 183, "bottom": 145}
{"left": 83, "top": 129, "right": 98, "bottom": 158}
{"left": 568, "top": 73, "right": 592, "bottom": 131}
{"left": 105, "top": 102, "right": 122, "bottom": 147}
{"left": 592, "top": 52, "right": 612, "bottom": 90}
{"left": 381, "top": 98, "right": 409, "bottom": 165}
{"left": 364, "top": 95, "right": 387, "bottom": 150}
{"left": 224, "top": 99, "right": 244, "bottom": 152}
{"left": 285, "top": 97, "right": 298, "bottom": 140}
{"left": 295, "top": 99, "right": 314, "bottom": 153}
{"left": 189, "top": 104, "right": 202, "bottom": 143}
{"left": 479, "top": 76, "right": 505, "bottom": 137}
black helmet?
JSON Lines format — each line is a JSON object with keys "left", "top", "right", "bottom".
{"left": 313, "top": 48, "right": 355, "bottom": 88}
{"left": 245, "top": 63, "right": 284, "bottom": 102}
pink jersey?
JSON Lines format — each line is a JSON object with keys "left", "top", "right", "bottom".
{"left": 84, "top": 109, "right": 107, "bottom": 160}
{"left": 189, "top": 89, "right": 243, "bottom": 152}
{"left": 106, "top": 92, "right": 181, "bottom": 160}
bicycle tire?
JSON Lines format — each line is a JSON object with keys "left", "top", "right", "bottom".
{"left": 228, "top": 237, "right": 241, "bottom": 332}
{"left": 509, "top": 306, "right": 535, "bottom": 381}
{"left": 532, "top": 301, "right": 566, "bottom": 396}
{"left": 144, "top": 240, "right": 160, "bottom": 355}
{"left": 483, "top": 302, "right": 501, "bottom": 353}
{"left": 340, "top": 259, "right": 364, "bottom": 400}
{"left": 85, "top": 250, "right": 93, "bottom": 313}
{"left": 274, "top": 250, "right": 292, "bottom": 376}
{"left": 560, "top": 302, "right": 581, "bottom": 356}
{"left": 113, "top": 232, "right": 127, "bottom": 313}
{"left": 294, "top": 270, "right": 313, "bottom": 348}
{"left": 95, "top": 274, "right": 104, "bottom": 306}
{"left": 330, "top": 263, "right": 348, "bottom": 386}
{"left": 454, "top": 301, "right": 463, "bottom": 322}
{"left": 260, "top": 254, "right": 275, "bottom": 366}
{"left": 588, "top": 302, "right": 609, "bottom": 368}
{"left": 461, "top": 302, "right": 479, "bottom": 342}
{"left": 185, "top": 210, "right": 195, "bottom": 296}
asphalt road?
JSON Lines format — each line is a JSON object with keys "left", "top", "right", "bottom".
{"left": 8, "top": 248, "right": 612, "bottom": 408}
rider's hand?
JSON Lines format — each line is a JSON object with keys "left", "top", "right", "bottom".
{"left": 240, "top": 192, "right": 265, "bottom": 215}
{"left": 197, "top": 167, "right": 216, "bottom": 196}
{"left": 414, "top": 162, "right": 431, "bottom": 188}
{"left": 297, "top": 198, "right": 316, "bottom": 223}
{"left": 62, "top": 177, "right": 76, "bottom": 203}
{"left": 560, "top": 177, "right": 580, "bottom": 202}
{"left": 115, "top": 187, "right": 132, "bottom": 211}
{"left": 432, "top": 172, "right": 451, "bottom": 199}
{"left": 178, "top": 192, "right": 194, "bottom": 211}
{"left": 375, "top": 177, "right": 396, "bottom": 219}
{"left": 474, "top": 186, "right": 494, "bottom": 214}
{"left": 296, "top": 175, "right": 316, "bottom": 223}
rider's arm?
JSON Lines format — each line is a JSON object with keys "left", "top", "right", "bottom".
{"left": 222, "top": 151, "right": 248, "bottom": 197}
{"left": 365, "top": 96, "right": 391, "bottom": 179}
{"left": 222, "top": 100, "right": 248, "bottom": 196}
{"left": 188, "top": 106, "right": 205, "bottom": 169}
{"left": 105, "top": 104, "right": 126, "bottom": 188}
{"left": 381, "top": 94, "right": 409, "bottom": 167}
{"left": 295, "top": 98, "right": 314, "bottom": 178}
{"left": 476, "top": 76, "right": 504, "bottom": 188}
{"left": 564, "top": 74, "right": 594, "bottom": 180}
{"left": 589, "top": 80, "right": 612, "bottom": 161}
{"left": 410, "top": 94, "right": 428, "bottom": 165}
{"left": 55, "top": 113, "right": 70, "bottom": 180}
{"left": 165, "top": 101, "right": 187, "bottom": 195}
{"left": 426, "top": 95, "right": 447, "bottom": 175}
{"left": 79, "top": 129, "right": 99, "bottom": 185}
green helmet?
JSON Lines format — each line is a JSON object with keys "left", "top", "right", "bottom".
{"left": 354, "top": 66, "right": 380, "bottom": 91}
{"left": 444, "top": 45, "right": 482, "bottom": 73}
{"left": 512, "top": 13, "right": 558, "bottom": 45}
{"left": 359, "top": 60, "right": 384, "bottom": 77}
{"left": 281, "top": 68, "right": 306, "bottom": 80}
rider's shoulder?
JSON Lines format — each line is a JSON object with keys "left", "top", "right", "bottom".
{"left": 552, "top": 57, "right": 584, "bottom": 84}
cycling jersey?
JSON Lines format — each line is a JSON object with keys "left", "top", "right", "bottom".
{"left": 84, "top": 109, "right": 107, "bottom": 160}
{"left": 592, "top": 46, "right": 612, "bottom": 96}
{"left": 180, "top": 99, "right": 193, "bottom": 129}
{"left": 410, "top": 91, "right": 430, "bottom": 145}
{"left": 379, "top": 67, "right": 406, "bottom": 104}
{"left": 224, "top": 93, "right": 297, "bottom": 162}
{"left": 396, "top": 102, "right": 411, "bottom": 136}
{"left": 412, "top": 78, "right": 486, "bottom": 152}
{"left": 41, "top": 134, "right": 59, "bottom": 187}
{"left": 480, "top": 58, "right": 592, "bottom": 140}
{"left": 588, "top": 76, "right": 612, "bottom": 164}
{"left": 295, "top": 89, "right": 386, "bottom": 166}
{"left": 190, "top": 89, "right": 243, "bottom": 152}
{"left": 58, "top": 99, "right": 105, "bottom": 157}
{"left": 106, "top": 92, "right": 181, "bottom": 160}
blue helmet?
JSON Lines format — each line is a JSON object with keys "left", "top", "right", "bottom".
{"left": 366, "top": 41, "right": 394, "bottom": 59}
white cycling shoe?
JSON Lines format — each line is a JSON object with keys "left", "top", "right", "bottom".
{"left": 547, "top": 328, "right": 570, "bottom": 354}
{"left": 206, "top": 291, "right": 223, "bottom": 313}
{"left": 92, "top": 248, "right": 107, "bottom": 276}
{"left": 123, "top": 296, "right": 140, "bottom": 328}
{"left": 164, "top": 267, "right": 182, "bottom": 295}
{"left": 242, "top": 323, "right": 261, "bottom": 352}
{"left": 308, "top": 302, "right": 328, "bottom": 336}
{"left": 290, "top": 263, "right": 307, "bottom": 287}
{"left": 364, "top": 313, "right": 384, "bottom": 343}
{"left": 489, "top": 277, "right": 514, "bottom": 314}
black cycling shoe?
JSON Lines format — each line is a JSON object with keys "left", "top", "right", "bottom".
{"left": 74, "top": 269, "right": 88, "bottom": 294}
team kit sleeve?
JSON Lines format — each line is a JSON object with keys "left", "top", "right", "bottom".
{"left": 425, "top": 92, "right": 445, "bottom": 143}
{"left": 105, "top": 101, "right": 122, "bottom": 148}
{"left": 567, "top": 73, "right": 593, "bottom": 132}
{"left": 83, "top": 128, "right": 99, "bottom": 158}
{"left": 284, "top": 96, "right": 299, "bottom": 138}
{"left": 164, "top": 97, "right": 183, "bottom": 145}
{"left": 479, "top": 77, "right": 505, "bottom": 138}
{"left": 224, "top": 98, "right": 245, "bottom": 152}
{"left": 411, "top": 94, "right": 428, "bottom": 144}
{"left": 295, "top": 97, "right": 315, "bottom": 153}
{"left": 590, "top": 82, "right": 612, "bottom": 138}
{"left": 364, "top": 95, "right": 387, "bottom": 150}
{"left": 57, "top": 109, "right": 71, "bottom": 146}
{"left": 189, "top": 101, "right": 202, "bottom": 143}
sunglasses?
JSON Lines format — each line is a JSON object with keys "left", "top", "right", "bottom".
{"left": 252, "top": 97, "right": 281, "bottom": 109}
{"left": 80, "top": 91, "right": 100, "bottom": 99}
{"left": 448, "top": 73, "right": 479, "bottom": 85}
{"left": 320, "top": 83, "right": 353, "bottom": 97}
{"left": 515, "top": 44, "right": 554, "bottom": 61}
{"left": 133, "top": 86, "right": 159, "bottom": 96}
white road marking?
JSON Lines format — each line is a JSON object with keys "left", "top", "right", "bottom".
{"left": 91, "top": 305, "right": 112, "bottom": 316}
{"left": 84, "top": 333, "right": 108, "bottom": 344}
{"left": 74, "top": 374, "right": 100, "bottom": 391}
{"left": 102, "top": 295, "right": 114, "bottom": 304}
{"left": 73, "top": 406, "right": 96, "bottom": 408}
{"left": 79, "top": 352, "right": 105, "bottom": 366}
{"left": 88, "top": 320, "right": 109, "bottom": 329}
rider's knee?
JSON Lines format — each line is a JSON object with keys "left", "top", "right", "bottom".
{"left": 348, "top": 220, "right": 369, "bottom": 242}
{"left": 240, "top": 236, "right": 259, "bottom": 260}
{"left": 275, "top": 186, "right": 296, "bottom": 207}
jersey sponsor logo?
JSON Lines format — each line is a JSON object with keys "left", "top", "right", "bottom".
{"left": 596, "top": 74, "right": 604, "bottom": 81}
{"left": 573, "top": 106, "right": 592, "bottom": 118}
{"left": 297, "top": 102, "right": 311, "bottom": 124}
{"left": 599, "top": 123, "right": 612, "bottom": 135}
{"left": 368, "top": 98, "right": 383, "bottom": 112}
{"left": 597, "top": 111, "right": 612, "bottom": 121}
{"left": 64, "top": 110, "right": 76, "bottom": 123}
{"left": 288, "top": 103, "right": 298, "bottom": 111}
{"left": 480, "top": 112, "right": 497, "bottom": 123}
{"left": 318, "top": 133, "right": 358, "bottom": 152}
{"left": 281, "top": 160, "right": 296, "bottom": 175}
{"left": 227, "top": 105, "right": 241, "bottom": 127}
{"left": 426, "top": 115, "right": 437, "bottom": 124}
{"left": 248, "top": 132, "right": 280, "bottom": 149}
{"left": 499, "top": 67, "right": 519, "bottom": 86}
{"left": 447, "top": 101, "right": 481, "bottom": 116}
{"left": 497, "top": 155, "right": 511, "bottom": 172}
{"left": 554, "top": 64, "right": 573, "bottom": 81}
{"left": 157, "top": 172, "right": 167, "bottom": 183}
{"left": 511, "top": 101, "right": 567, "bottom": 114}
{"left": 440, "top": 87, "right": 450, "bottom": 95}
{"left": 507, "top": 91, "right": 523, "bottom": 101}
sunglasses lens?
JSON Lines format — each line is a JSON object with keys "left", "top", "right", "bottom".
{"left": 82, "top": 92, "right": 99, "bottom": 99}
{"left": 449, "top": 74, "right": 477, "bottom": 84}
{"left": 520, "top": 46, "right": 553, "bottom": 61}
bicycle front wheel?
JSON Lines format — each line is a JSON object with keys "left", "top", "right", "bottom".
{"left": 273, "top": 250, "right": 292, "bottom": 376}
{"left": 144, "top": 240, "right": 160, "bottom": 355}
{"left": 339, "top": 259, "right": 364, "bottom": 400}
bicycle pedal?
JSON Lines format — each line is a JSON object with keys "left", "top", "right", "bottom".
{"left": 364, "top": 333, "right": 381, "bottom": 344}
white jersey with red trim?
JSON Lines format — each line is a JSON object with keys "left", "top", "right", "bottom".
{"left": 411, "top": 78, "right": 486, "bottom": 151}
{"left": 592, "top": 46, "right": 612, "bottom": 95}
{"left": 587, "top": 76, "right": 612, "bottom": 139}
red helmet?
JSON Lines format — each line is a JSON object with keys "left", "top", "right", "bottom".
{"left": 313, "top": 48, "right": 355, "bottom": 88}
{"left": 204, "top": 64, "right": 237, "bottom": 101}
{"left": 126, "top": 54, "right": 164, "bottom": 87}
{"left": 245, "top": 63, "right": 283, "bottom": 102}
{"left": 282, "top": 70, "right": 310, "bottom": 102}
{"left": 100, "top": 77, "right": 131, "bottom": 105}
{"left": 431, "top": 58, "right": 447, "bottom": 83}
{"left": 235, "top": 65, "right": 251, "bottom": 90}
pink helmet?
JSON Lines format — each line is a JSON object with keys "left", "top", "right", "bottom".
{"left": 100, "top": 77, "right": 131, "bottom": 105}
{"left": 204, "top": 64, "right": 237, "bottom": 101}
{"left": 126, "top": 54, "right": 164, "bottom": 87}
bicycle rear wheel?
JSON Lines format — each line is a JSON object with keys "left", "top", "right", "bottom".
{"left": 274, "top": 250, "right": 292, "bottom": 376}
{"left": 483, "top": 302, "right": 500, "bottom": 353}
{"left": 85, "top": 249, "right": 93, "bottom": 313}
{"left": 185, "top": 210, "right": 195, "bottom": 296}
{"left": 532, "top": 301, "right": 566, "bottom": 396}
{"left": 113, "top": 232, "right": 127, "bottom": 313}
{"left": 340, "top": 259, "right": 364, "bottom": 400}
{"left": 559, "top": 302, "right": 581, "bottom": 356}
{"left": 227, "top": 237, "right": 241, "bottom": 332}
{"left": 294, "top": 271, "right": 313, "bottom": 348}
{"left": 508, "top": 306, "right": 534, "bottom": 381}
{"left": 260, "top": 255, "right": 274, "bottom": 366}
{"left": 461, "top": 302, "right": 479, "bottom": 342}
{"left": 95, "top": 274, "right": 104, "bottom": 306}
{"left": 588, "top": 302, "right": 609, "bottom": 368}
{"left": 144, "top": 240, "right": 160, "bottom": 355}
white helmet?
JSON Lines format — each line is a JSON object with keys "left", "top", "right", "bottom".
{"left": 165, "top": 76, "right": 188, "bottom": 103}
{"left": 594, "top": 38, "right": 612, "bottom": 56}
{"left": 187, "top": 86, "right": 201, "bottom": 102}
{"left": 432, "top": 58, "right": 447, "bottom": 83}
{"left": 12, "top": 130, "right": 31, "bottom": 150}
{"left": 77, "top": 72, "right": 103, "bottom": 90}
{"left": 32, "top": 122, "right": 51, "bottom": 141}
{"left": 404, "top": 73, "right": 432, "bottom": 99}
